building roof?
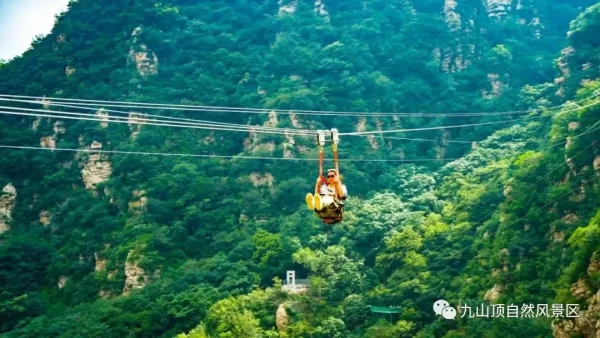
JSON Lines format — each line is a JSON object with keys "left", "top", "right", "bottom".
{"left": 368, "top": 305, "right": 401, "bottom": 314}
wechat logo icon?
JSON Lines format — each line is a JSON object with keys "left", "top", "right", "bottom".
{"left": 433, "top": 299, "right": 457, "bottom": 320}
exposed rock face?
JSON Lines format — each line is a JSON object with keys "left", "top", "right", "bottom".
{"left": 289, "top": 113, "right": 301, "bottom": 128}
{"left": 128, "top": 190, "right": 148, "bottom": 213}
{"left": 279, "top": 0, "right": 297, "bottom": 14}
{"left": 81, "top": 142, "right": 112, "bottom": 189}
{"left": 555, "top": 46, "right": 576, "bottom": 96}
{"left": 568, "top": 122, "right": 580, "bottom": 131}
{"left": 95, "top": 252, "right": 107, "bottom": 272}
{"left": 565, "top": 137, "right": 574, "bottom": 149}
{"left": 283, "top": 132, "right": 295, "bottom": 158}
{"left": 129, "top": 27, "right": 158, "bottom": 76}
{"left": 503, "top": 185, "right": 513, "bottom": 197}
{"left": 58, "top": 276, "right": 68, "bottom": 289}
{"left": 244, "top": 109, "right": 308, "bottom": 156}
{"left": 276, "top": 304, "right": 289, "bottom": 332}
{"left": 486, "top": 0, "right": 512, "bottom": 19}
{"left": 0, "top": 184, "right": 16, "bottom": 234}
{"left": 356, "top": 117, "right": 378, "bottom": 149}
{"left": 133, "top": 48, "right": 159, "bottom": 76}
{"left": 553, "top": 231, "right": 565, "bottom": 242}
{"left": 435, "top": 145, "right": 446, "bottom": 160}
{"left": 265, "top": 111, "right": 278, "bottom": 128}
{"left": 39, "top": 210, "right": 51, "bottom": 226}
{"left": 41, "top": 98, "right": 51, "bottom": 110}
{"left": 571, "top": 279, "right": 592, "bottom": 299}
{"left": 40, "top": 136, "right": 56, "bottom": 149}
{"left": 39, "top": 121, "right": 66, "bottom": 149}
{"left": 244, "top": 129, "right": 258, "bottom": 150}
{"left": 314, "top": 0, "right": 328, "bottom": 19}
{"left": 444, "top": 0, "right": 461, "bottom": 32}
{"left": 484, "top": 283, "right": 503, "bottom": 301}
{"left": 433, "top": 47, "right": 442, "bottom": 66}
{"left": 32, "top": 117, "right": 42, "bottom": 131}
{"left": 97, "top": 109, "right": 109, "bottom": 128}
{"left": 437, "top": 43, "right": 472, "bottom": 74}
{"left": 54, "top": 121, "right": 65, "bottom": 134}
{"left": 552, "top": 254, "right": 600, "bottom": 337}
{"left": 442, "top": 47, "right": 453, "bottom": 73}
{"left": 561, "top": 213, "right": 580, "bottom": 225}
{"left": 558, "top": 47, "right": 575, "bottom": 77}
{"left": 123, "top": 250, "right": 150, "bottom": 294}
{"left": 98, "top": 290, "right": 112, "bottom": 299}
{"left": 483, "top": 73, "right": 503, "bottom": 98}
{"left": 128, "top": 113, "right": 145, "bottom": 139}
{"left": 250, "top": 173, "right": 274, "bottom": 188}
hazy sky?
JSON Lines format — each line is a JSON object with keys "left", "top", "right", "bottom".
{"left": 0, "top": 0, "right": 70, "bottom": 61}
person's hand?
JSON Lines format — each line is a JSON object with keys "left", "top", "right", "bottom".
{"left": 317, "top": 177, "right": 323, "bottom": 184}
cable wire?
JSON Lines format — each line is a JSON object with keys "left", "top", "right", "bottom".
{"left": 427, "top": 174, "right": 600, "bottom": 271}
{"left": 2, "top": 92, "right": 598, "bottom": 139}
{"left": 0, "top": 145, "right": 459, "bottom": 163}
{"left": 0, "top": 97, "right": 315, "bottom": 134}
{"left": 340, "top": 99, "right": 600, "bottom": 136}
{"left": 1, "top": 92, "right": 598, "bottom": 117}
{"left": 425, "top": 121, "right": 600, "bottom": 256}
{"left": 0, "top": 107, "right": 314, "bottom": 136}
{"left": 12, "top": 98, "right": 478, "bottom": 146}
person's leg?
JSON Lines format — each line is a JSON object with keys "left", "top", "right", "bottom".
{"left": 320, "top": 195, "right": 333, "bottom": 210}
{"left": 314, "top": 194, "right": 323, "bottom": 210}
{"left": 306, "top": 193, "right": 314, "bottom": 210}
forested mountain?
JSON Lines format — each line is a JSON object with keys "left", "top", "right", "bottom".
{"left": 0, "top": 0, "right": 599, "bottom": 337}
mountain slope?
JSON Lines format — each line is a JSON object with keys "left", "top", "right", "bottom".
{"left": 0, "top": 1, "right": 599, "bottom": 337}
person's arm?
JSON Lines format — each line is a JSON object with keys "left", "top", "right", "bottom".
{"left": 315, "top": 178, "right": 321, "bottom": 195}
{"left": 334, "top": 181, "right": 345, "bottom": 200}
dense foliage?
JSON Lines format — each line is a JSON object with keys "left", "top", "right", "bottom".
{"left": 0, "top": 0, "right": 599, "bottom": 337}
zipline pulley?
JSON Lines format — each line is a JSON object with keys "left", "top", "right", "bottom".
{"left": 331, "top": 128, "right": 340, "bottom": 145}
{"left": 316, "top": 129, "right": 341, "bottom": 184}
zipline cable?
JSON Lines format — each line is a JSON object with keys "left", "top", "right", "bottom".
{"left": 340, "top": 98, "right": 600, "bottom": 136}
{"left": 2, "top": 97, "right": 598, "bottom": 143}
{"left": 1, "top": 91, "right": 598, "bottom": 117}
{"left": 378, "top": 136, "right": 473, "bottom": 144}
{"left": 0, "top": 98, "right": 315, "bottom": 134}
{"left": 0, "top": 144, "right": 460, "bottom": 163}
{"left": 426, "top": 174, "right": 600, "bottom": 271}
{"left": 426, "top": 121, "right": 600, "bottom": 255}
{"left": 3, "top": 98, "right": 479, "bottom": 146}
{"left": 4, "top": 100, "right": 598, "bottom": 138}
{"left": 0, "top": 98, "right": 536, "bottom": 117}
{"left": 0, "top": 107, "right": 314, "bottom": 136}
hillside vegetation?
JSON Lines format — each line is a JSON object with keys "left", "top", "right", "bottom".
{"left": 0, "top": 0, "right": 599, "bottom": 337}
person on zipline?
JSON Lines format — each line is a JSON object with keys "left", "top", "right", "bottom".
{"left": 306, "top": 168, "right": 347, "bottom": 224}
{"left": 305, "top": 129, "right": 346, "bottom": 224}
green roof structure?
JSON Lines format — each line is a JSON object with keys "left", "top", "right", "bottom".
{"left": 367, "top": 305, "right": 401, "bottom": 324}
{"left": 368, "top": 305, "right": 401, "bottom": 314}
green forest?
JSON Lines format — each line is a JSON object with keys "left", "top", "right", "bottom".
{"left": 1, "top": 0, "right": 600, "bottom": 337}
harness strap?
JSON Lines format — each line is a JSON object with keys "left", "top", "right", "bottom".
{"left": 319, "top": 145, "right": 326, "bottom": 183}
{"left": 332, "top": 143, "right": 339, "bottom": 178}
{"left": 317, "top": 130, "right": 327, "bottom": 184}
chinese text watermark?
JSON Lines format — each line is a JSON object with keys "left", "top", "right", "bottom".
{"left": 433, "top": 299, "right": 579, "bottom": 320}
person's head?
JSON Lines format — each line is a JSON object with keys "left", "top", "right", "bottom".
{"left": 327, "top": 169, "right": 342, "bottom": 182}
